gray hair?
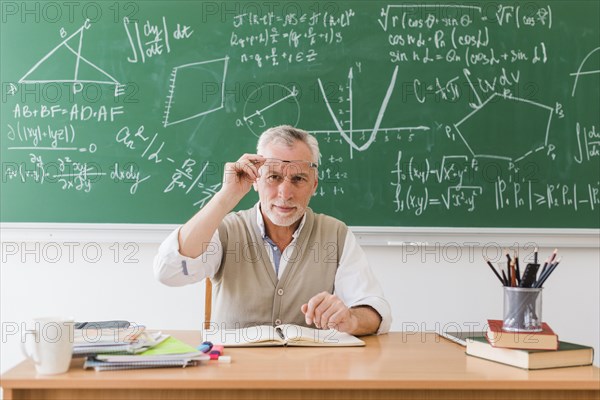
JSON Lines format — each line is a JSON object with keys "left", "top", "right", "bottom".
{"left": 257, "top": 125, "right": 320, "bottom": 164}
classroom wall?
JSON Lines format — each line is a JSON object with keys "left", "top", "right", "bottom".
{"left": 1, "top": 238, "right": 599, "bottom": 375}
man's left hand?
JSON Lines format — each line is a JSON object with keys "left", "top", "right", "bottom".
{"left": 300, "top": 292, "right": 357, "bottom": 333}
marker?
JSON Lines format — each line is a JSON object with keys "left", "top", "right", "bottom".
{"left": 197, "top": 341, "right": 213, "bottom": 353}
{"left": 210, "top": 345, "right": 224, "bottom": 360}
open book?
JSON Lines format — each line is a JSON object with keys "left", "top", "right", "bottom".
{"left": 203, "top": 324, "right": 365, "bottom": 347}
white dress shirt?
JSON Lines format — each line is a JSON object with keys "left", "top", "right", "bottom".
{"left": 154, "top": 207, "right": 392, "bottom": 334}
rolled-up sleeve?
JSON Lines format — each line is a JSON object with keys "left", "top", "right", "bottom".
{"left": 334, "top": 230, "right": 392, "bottom": 334}
{"left": 153, "top": 227, "right": 222, "bottom": 286}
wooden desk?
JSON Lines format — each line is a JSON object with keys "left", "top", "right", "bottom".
{"left": 2, "top": 331, "right": 598, "bottom": 400}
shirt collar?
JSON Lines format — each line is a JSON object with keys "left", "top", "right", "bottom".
{"left": 256, "top": 202, "right": 306, "bottom": 240}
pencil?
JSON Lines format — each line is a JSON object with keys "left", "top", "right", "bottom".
{"left": 535, "top": 258, "right": 561, "bottom": 288}
{"left": 549, "top": 248, "right": 558, "bottom": 262}
{"left": 541, "top": 249, "right": 558, "bottom": 276}
{"left": 540, "top": 255, "right": 551, "bottom": 277}
{"left": 485, "top": 258, "right": 504, "bottom": 285}
{"left": 510, "top": 260, "right": 517, "bottom": 287}
{"left": 534, "top": 247, "right": 538, "bottom": 264}
{"left": 501, "top": 269, "right": 508, "bottom": 287}
{"left": 514, "top": 251, "right": 521, "bottom": 285}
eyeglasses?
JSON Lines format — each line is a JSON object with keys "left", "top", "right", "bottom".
{"left": 261, "top": 158, "right": 318, "bottom": 188}
{"left": 263, "top": 158, "right": 318, "bottom": 169}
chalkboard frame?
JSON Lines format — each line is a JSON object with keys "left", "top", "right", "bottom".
{"left": 1, "top": 1, "right": 599, "bottom": 229}
{"left": 1, "top": 223, "right": 598, "bottom": 248}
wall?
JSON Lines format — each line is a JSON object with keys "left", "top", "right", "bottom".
{"left": 1, "top": 237, "right": 599, "bottom": 375}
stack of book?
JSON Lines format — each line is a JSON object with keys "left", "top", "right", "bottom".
{"left": 73, "top": 325, "right": 162, "bottom": 356}
{"left": 83, "top": 335, "right": 209, "bottom": 371}
{"left": 465, "top": 319, "right": 594, "bottom": 370}
{"left": 73, "top": 325, "right": 149, "bottom": 357}
{"left": 74, "top": 325, "right": 209, "bottom": 371}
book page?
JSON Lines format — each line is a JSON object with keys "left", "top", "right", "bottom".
{"left": 203, "top": 325, "right": 284, "bottom": 347}
{"left": 278, "top": 324, "right": 365, "bottom": 347}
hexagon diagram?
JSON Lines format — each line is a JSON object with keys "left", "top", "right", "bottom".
{"left": 454, "top": 93, "right": 553, "bottom": 162}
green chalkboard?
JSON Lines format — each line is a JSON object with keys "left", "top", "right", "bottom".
{"left": 1, "top": 1, "right": 599, "bottom": 227}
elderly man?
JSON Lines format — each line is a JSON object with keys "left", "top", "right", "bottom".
{"left": 154, "top": 125, "right": 390, "bottom": 335}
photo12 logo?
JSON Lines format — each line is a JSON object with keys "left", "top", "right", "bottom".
{"left": 1, "top": 242, "right": 140, "bottom": 264}
{"left": 1, "top": 2, "right": 139, "bottom": 24}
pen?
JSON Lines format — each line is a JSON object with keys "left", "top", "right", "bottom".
{"left": 534, "top": 247, "right": 538, "bottom": 265}
{"left": 276, "top": 327, "right": 285, "bottom": 341}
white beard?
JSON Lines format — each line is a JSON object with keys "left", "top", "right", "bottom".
{"left": 263, "top": 203, "right": 304, "bottom": 227}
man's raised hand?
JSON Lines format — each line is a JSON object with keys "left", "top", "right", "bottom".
{"left": 221, "top": 154, "right": 266, "bottom": 200}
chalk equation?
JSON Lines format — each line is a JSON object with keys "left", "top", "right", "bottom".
{"left": 1, "top": 1, "right": 598, "bottom": 226}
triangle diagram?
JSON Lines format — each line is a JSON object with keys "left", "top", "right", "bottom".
{"left": 20, "top": 26, "right": 118, "bottom": 85}
{"left": 19, "top": 44, "right": 79, "bottom": 82}
{"left": 72, "top": 56, "right": 118, "bottom": 83}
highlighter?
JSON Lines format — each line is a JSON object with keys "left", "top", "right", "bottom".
{"left": 196, "top": 341, "right": 213, "bottom": 353}
{"left": 209, "top": 345, "right": 224, "bottom": 360}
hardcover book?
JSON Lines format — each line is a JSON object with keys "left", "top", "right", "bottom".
{"left": 467, "top": 337, "right": 594, "bottom": 370}
{"left": 487, "top": 319, "right": 558, "bottom": 350}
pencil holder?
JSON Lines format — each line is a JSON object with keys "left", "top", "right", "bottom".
{"left": 502, "top": 287, "right": 543, "bottom": 332}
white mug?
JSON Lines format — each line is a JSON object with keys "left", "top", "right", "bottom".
{"left": 21, "top": 317, "right": 75, "bottom": 375}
